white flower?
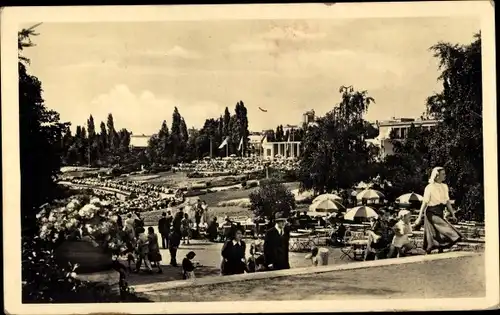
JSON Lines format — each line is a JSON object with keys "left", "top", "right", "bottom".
{"left": 70, "top": 272, "right": 77, "bottom": 278}
{"left": 110, "top": 215, "right": 119, "bottom": 223}
{"left": 78, "top": 204, "right": 99, "bottom": 218}
{"left": 54, "top": 221, "right": 63, "bottom": 231}
{"left": 85, "top": 225, "right": 94, "bottom": 234}
{"left": 66, "top": 200, "right": 79, "bottom": 210}
{"left": 89, "top": 197, "right": 101, "bottom": 206}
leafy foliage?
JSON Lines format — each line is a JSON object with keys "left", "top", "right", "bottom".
{"left": 379, "top": 33, "right": 483, "bottom": 221}
{"left": 249, "top": 179, "right": 296, "bottom": 220}
{"left": 20, "top": 26, "right": 148, "bottom": 303}
{"left": 425, "top": 33, "right": 483, "bottom": 221}
{"left": 19, "top": 26, "right": 70, "bottom": 231}
{"left": 297, "top": 86, "right": 376, "bottom": 194}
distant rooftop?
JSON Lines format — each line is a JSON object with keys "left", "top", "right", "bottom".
{"left": 377, "top": 117, "right": 439, "bottom": 127}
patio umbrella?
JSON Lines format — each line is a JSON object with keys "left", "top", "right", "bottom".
{"left": 344, "top": 206, "right": 378, "bottom": 221}
{"left": 309, "top": 199, "right": 344, "bottom": 212}
{"left": 356, "top": 189, "right": 385, "bottom": 201}
{"left": 396, "top": 192, "right": 423, "bottom": 204}
{"left": 312, "top": 193, "right": 342, "bottom": 204}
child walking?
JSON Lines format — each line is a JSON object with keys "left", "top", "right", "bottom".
{"left": 182, "top": 251, "right": 197, "bottom": 279}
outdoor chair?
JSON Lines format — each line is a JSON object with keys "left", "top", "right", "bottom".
{"left": 339, "top": 232, "right": 368, "bottom": 261}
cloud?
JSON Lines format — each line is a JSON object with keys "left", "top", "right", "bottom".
{"left": 71, "top": 84, "right": 223, "bottom": 134}
{"left": 164, "top": 45, "right": 201, "bottom": 59}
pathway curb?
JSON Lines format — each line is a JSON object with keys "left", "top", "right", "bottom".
{"left": 132, "top": 251, "right": 478, "bottom": 294}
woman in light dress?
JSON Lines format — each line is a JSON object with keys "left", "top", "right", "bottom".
{"left": 414, "top": 167, "right": 463, "bottom": 254}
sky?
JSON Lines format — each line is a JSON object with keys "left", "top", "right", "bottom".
{"left": 22, "top": 17, "right": 480, "bottom": 135}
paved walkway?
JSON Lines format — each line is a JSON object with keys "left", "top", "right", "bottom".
{"left": 124, "top": 233, "right": 351, "bottom": 287}
{"left": 138, "top": 252, "right": 484, "bottom": 302}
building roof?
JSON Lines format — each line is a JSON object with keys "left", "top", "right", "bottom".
{"left": 130, "top": 135, "right": 151, "bottom": 148}
{"left": 248, "top": 134, "right": 265, "bottom": 143}
{"left": 377, "top": 119, "right": 439, "bottom": 127}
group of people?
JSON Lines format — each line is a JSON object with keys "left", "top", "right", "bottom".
{"left": 364, "top": 167, "right": 464, "bottom": 259}
{"left": 120, "top": 212, "right": 163, "bottom": 274}
{"left": 172, "top": 156, "right": 299, "bottom": 175}
{"left": 219, "top": 212, "right": 291, "bottom": 276}
{"left": 70, "top": 177, "right": 186, "bottom": 213}
{"left": 118, "top": 166, "right": 464, "bottom": 280}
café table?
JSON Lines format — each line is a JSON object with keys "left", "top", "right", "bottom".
{"left": 289, "top": 231, "right": 316, "bottom": 252}
{"left": 340, "top": 239, "right": 368, "bottom": 261}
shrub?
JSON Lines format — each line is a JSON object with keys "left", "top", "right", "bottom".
{"left": 249, "top": 179, "right": 296, "bottom": 221}
{"left": 246, "top": 180, "right": 259, "bottom": 188}
{"left": 23, "top": 196, "right": 150, "bottom": 303}
{"left": 241, "top": 181, "right": 247, "bottom": 188}
{"left": 191, "top": 182, "right": 207, "bottom": 190}
{"left": 184, "top": 190, "right": 207, "bottom": 197}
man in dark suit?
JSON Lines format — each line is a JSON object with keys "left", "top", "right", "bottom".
{"left": 264, "top": 212, "right": 290, "bottom": 270}
{"left": 158, "top": 212, "right": 170, "bottom": 249}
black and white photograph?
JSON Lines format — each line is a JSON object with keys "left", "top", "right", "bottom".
{"left": 1, "top": 2, "right": 498, "bottom": 314}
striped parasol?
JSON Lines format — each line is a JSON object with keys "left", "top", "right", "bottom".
{"left": 356, "top": 189, "right": 385, "bottom": 201}
{"left": 396, "top": 192, "right": 423, "bottom": 204}
{"left": 312, "top": 193, "right": 342, "bottom": 204}
{"left": 344, "top": 206, "right": 378, "bottom": 221}
{"left": 308, "top": 199, "right": 344, "bottom": 212}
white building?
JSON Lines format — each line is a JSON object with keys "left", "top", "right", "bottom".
{"left": 302, "top": 110, "right": 316, "bottom": 125}
{"left": 370, "top": 118, "right": 439, "bottom": 158}
{"left": 130, "top": 134, "right": 151, "bottom": 149}
{"left": 261, "top": 140, "right": 302, "bottom": 160}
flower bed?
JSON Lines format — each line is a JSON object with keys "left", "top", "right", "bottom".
{"left": 36, "top": 194, "right": 128, "bottom": 267}
{"left": 23, "top": 192, "right": 151, "bottom": 303}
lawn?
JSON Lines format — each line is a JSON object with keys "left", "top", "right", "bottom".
{"left": 147, "top": 254, "right": 485, "bottom": 302}
{"left": 140, "top": 181, "right": 301, "bottom": 224}
{"left": 201, "top": 181, "right": 300, "bottom": 207}
{"left": 141, "top": 206, "right": 254, "bottom": 226}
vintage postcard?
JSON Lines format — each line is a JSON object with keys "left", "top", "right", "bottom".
{"left": 1, "top": 2, "right": 498, "bottom": 314}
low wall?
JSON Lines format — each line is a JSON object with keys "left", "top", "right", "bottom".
{"left": 132, "top": 251, "right": 478, "bottom": 294}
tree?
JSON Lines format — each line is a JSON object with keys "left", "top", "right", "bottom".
{"left": 170, "top": 107, "right": 186, "bottom": 161}
{"left": 98, "top": 121, "right": 108, "bottom": 162}
{"left": 380, "top": 124, "right": 434, "bottom": 202}
{"left": 19, "top": 25, "right": 69, "bottom": 230}
{"left": 298, "top": 86, "right": 376, "bottom": 194}
{"left": 86, "top": 115, "right": 99, "bottom": 166}
{"left": 157, "top": 120, "right": 170, "bottom": 163}
{"left": 106, "top": 113, "right": 118, "bottom": 154}
{"left": 249, "top": 179, "right": 296, "bottom": 221}
{"left": 425, "top": 33, "right": 483, "bottom": 221}
{"left": 146, "top": 134, "right": 161, "bottom": 165}
{"left": 61, "top": 129, "right": 75, "bottom": 165}
{"left": 117, "top": 128, "right": 131, "bottom": 160}
{"left": 223, "top": 107, "right": 231, "bottom": 138}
